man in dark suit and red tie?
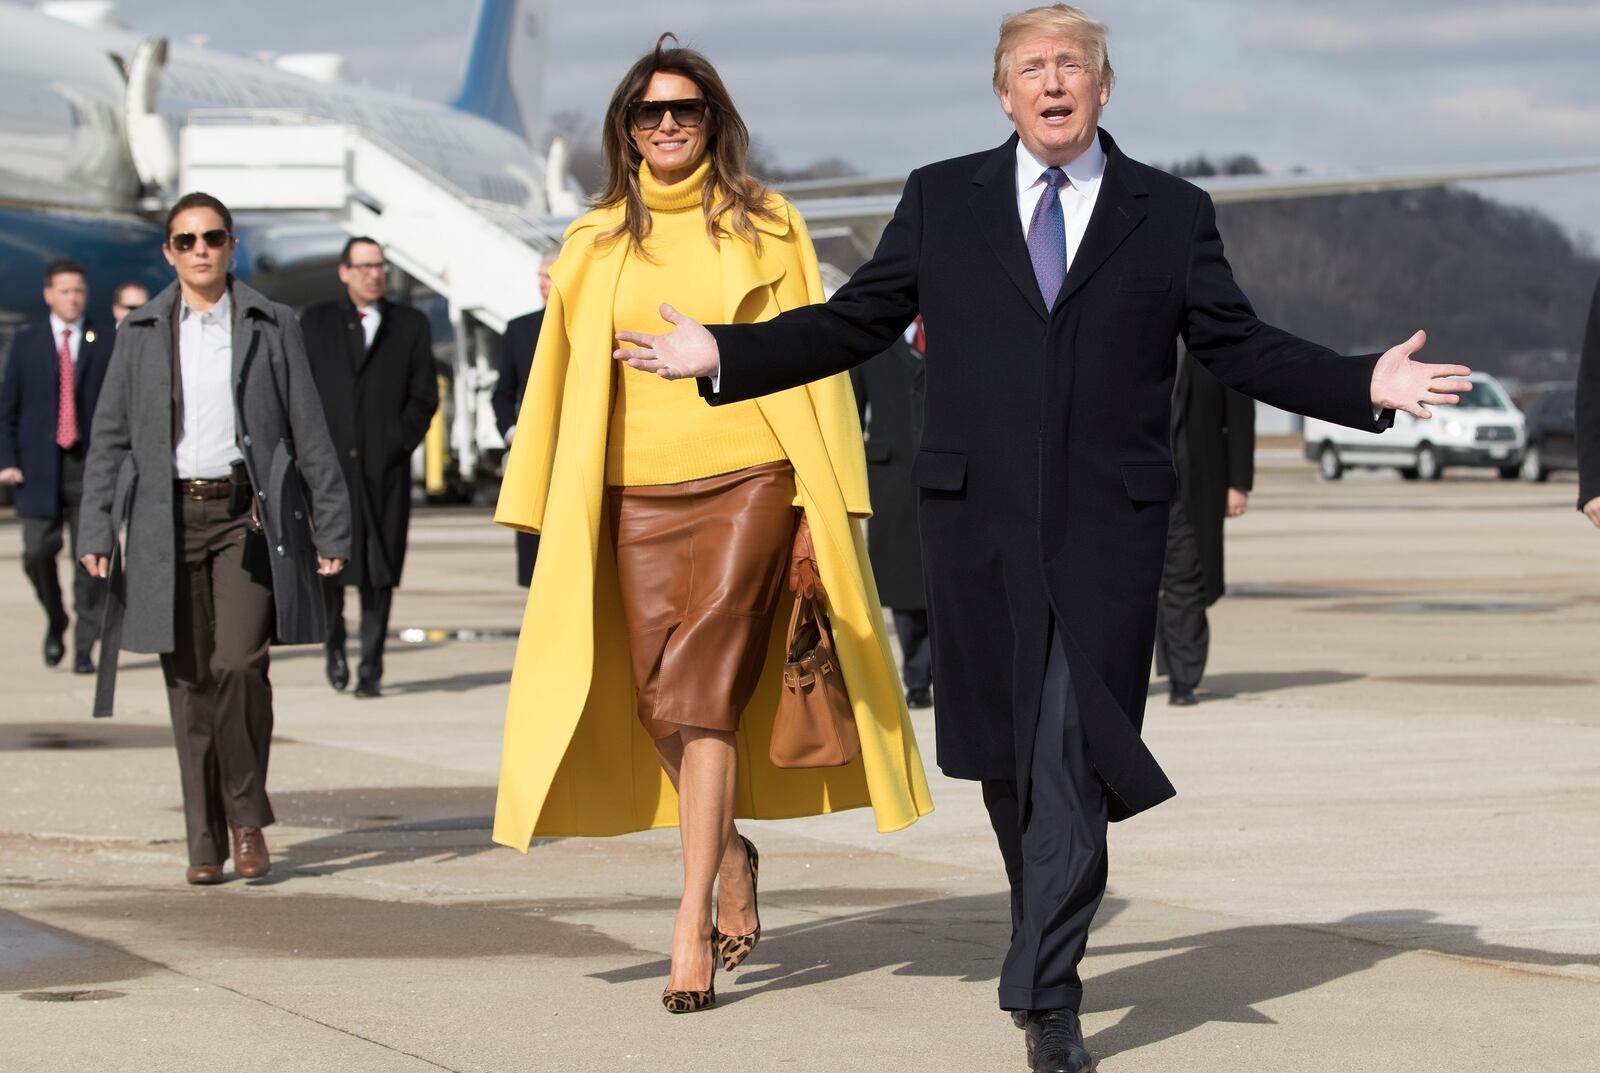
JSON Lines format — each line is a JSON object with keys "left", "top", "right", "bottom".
{"left": 492, "top": 250, "right": 556, "bottom": 587}
{"left": 0, "top": 259, "right": 114, "bottom": 672}
{"left": 615, "top": 6, "right": 1473, "bottom": 1071}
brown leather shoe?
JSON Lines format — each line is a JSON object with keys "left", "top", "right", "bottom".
{"left": 230, "top": 823, "right": 271, "bottom": 878}
{"left": 186, "top": 863, "right": 225, "bottom": 885}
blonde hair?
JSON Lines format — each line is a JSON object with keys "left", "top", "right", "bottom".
{"left": 992, "top": 5, "right": 1114, "bottom": 93}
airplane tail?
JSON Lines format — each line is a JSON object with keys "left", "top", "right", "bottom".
{"left": 452, "top": 0, "right": 548, "bottom": 147}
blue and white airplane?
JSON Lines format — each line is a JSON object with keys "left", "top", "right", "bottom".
{"left": 0, "top": 0, "right": 554, "bottom": 325}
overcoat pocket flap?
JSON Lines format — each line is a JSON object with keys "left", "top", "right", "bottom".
{"left": 1121, "top": 463, "right": 1177, "bottom": 502}
{"left": 864, "top": 441, "right": 892, "bottom": 463}
{"left": 912, "top": 449, "right": 967, "bottom": 491}
{"left": 1118, "top": 273, "right": 1172, "bottom": 293}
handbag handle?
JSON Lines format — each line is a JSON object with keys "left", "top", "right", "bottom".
{"left": 789, "top": 513, "right": 823, "bottom": 599}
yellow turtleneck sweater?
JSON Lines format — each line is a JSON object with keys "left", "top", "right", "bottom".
{"left": 605, "top": 159, "right": 786, "bottom": 486}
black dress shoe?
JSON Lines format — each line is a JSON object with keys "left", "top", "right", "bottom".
{"left": 905, "top": 686, "right": 933, "bottom": 709}
{"left": 353, "top": 677, "right": 381, "bottom": 698}
{"left": 43, "top": 630, "right": 65, "bottom": 667}
{"left": 1023, "top": 1009, "right": 1096, "bottom": 1073}
{"left": 72, "top": 653, "right": 95, "bottom": 675}
{"left": 326, "top": 648, "right": 350, "bottom": 692}
{"left": 1169, "top": 685, "right": 1199, "bottom": 706}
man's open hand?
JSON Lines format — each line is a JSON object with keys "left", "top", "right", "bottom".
{"left": 1370, "top": 331, "right": 1473, "bottom": 418}
{"left": 613, "top": 304, "right": 721, "bottom": 382}
{"left": 0, "top": 467, "right": 22, "bottom": 486}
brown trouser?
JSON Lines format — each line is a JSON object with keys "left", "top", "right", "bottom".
{"left": 161, "top": 491, "right": 276, "bottom": 866}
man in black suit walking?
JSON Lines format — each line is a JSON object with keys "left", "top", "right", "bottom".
{"left": 0, "top": 259, "right": 114, "bottom": 672}
{"left": 301, "top": 238, "right": 438, "bottom": 697}
{"left": 492, "top": 251, "right": 555, "bottom": 587}
{"left": 1157, "top": 352, "right": 1256, "bottom": 706}
{"left": 615, "top": 7, "right": 1471, "bottom": 1070}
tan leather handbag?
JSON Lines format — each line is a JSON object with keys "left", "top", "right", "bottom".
{"left": 770, "top": 515, "right": 861, "bottom": 769}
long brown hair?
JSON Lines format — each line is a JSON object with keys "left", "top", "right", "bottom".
{"left": 597, "top": 34, "right": 782, "bottom": 254}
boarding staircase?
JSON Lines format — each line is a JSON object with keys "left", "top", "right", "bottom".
{"left": 176, "top": 109, "right": 565, "bottom": 490}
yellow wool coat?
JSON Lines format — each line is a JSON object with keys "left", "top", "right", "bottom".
{"left": 492, "top": 194, "right": 935, "bottom": 848}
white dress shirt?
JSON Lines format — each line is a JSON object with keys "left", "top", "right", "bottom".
{"left": 1015, "top": 134, "right": 1106, "bottom": 270}
{"left": 48, "top": 314, "right": 85, "bottom": 364}
{"left": 173, "top": 291, "right": 242, "bottom": 480}
{"left": 357, "top": 301, "right": 381, "bottom": 351}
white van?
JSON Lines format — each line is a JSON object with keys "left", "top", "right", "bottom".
{"left": 1302, "top": 372, "right": 1524, "bottom": 480}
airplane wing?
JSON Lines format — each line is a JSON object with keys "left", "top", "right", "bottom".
{"left": 779, "top": 157, "right": 1600, "bottom": 254}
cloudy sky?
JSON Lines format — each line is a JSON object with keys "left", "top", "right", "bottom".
{"left": 112, "top": 0, "right": 1600, "bottom": 245}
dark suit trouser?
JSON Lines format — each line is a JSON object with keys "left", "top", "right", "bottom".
{"left": 162, "top": 494, "right": 276, "bottom": 866}
{"left": 892, "top": 608, "right": 932, "bottom": 691}
{"left": 982, "top": 620, "right": 1109, "bottom": 1013}
{"left": 20, "top": 447, "right": 105, "bottom": 658}
{"left": 324, "top": 580, "right": 393, "bottom": 682}
{"left": 515, "top": 531, "right": 539, "bottom": 588}
{"left": 1155, "top": 498, "right": 1209, "bottom": 691}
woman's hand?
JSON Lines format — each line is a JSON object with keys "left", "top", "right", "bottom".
{"left": 81, "top": 554, "right": 110, "bottom": 579}
{"left": 317, "top": 556, "right": 346, "bottom": 577}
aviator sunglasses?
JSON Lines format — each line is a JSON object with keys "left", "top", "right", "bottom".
{"left": 168, "top": 229, "right": 231, "bottom": 253}
{"left": 628, "top": 98, "right": 710, "bottom": 131}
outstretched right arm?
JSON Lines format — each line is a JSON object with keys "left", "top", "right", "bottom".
{"left": 614, "top": 170, "right": 927, "bottom": 404}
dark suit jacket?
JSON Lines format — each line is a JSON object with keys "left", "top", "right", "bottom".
{"left": 301, "top": 297, "right": 438, "bottom": 589}
{"left": 494, "top": 309, "right": 544, "bottom": 439}
{"left": 1173, "top": 352, "right": 1255, "bottom": 606}
{"left": 851, "top": 336, "right": 926, "bottom": 610}
{"left": 707, "top": 130, "right": 1387, "bottom": 819}
{"left": 1576, "top": 278, "right": 1600, "bottom": 510}
{"left": 0, "top": 317, "right": 115, "bottom": 519}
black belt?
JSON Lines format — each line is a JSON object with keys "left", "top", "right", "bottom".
{"left": 175, "top": 478, "right": 236, "bottom": 501}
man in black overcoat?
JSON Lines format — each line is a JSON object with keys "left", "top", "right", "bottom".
{"left": 615, "top": 8, "right": 1472, "bottom": 1070}
{"left": 1577, "top": 276, "right": 1600, "bottom": 529}
{"left": 851, "top": 318, "right": 933, "bottom": 707}
{"left": 0, "top": 259, "right": 114, "bottom": 672}
{"left": 1157, "top": 351, "right": 1256, "bottom": 705}
{"left": 301, "top": 238, "right": 438, "bottom": 697}
{"left": 492, "top": 252, "right": 555, "bottom": 587}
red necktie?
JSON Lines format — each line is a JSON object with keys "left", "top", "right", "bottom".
{"left": 911, "top": 316, "right": 926, "bottom": 355}
{"left": 56, "top": 328, "right": 78, "bottom": 450}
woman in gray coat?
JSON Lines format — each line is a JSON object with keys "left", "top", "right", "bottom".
{"left": 79, "top": 192, "right": 351, "bottom": 885}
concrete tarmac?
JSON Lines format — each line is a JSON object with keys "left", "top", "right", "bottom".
{"left": 3, "top": 461, "right": 1597, "bottom": 1072}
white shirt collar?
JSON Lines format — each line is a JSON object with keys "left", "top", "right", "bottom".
{"left": 180, "top": 290, "right": 232, "bottom": 324}
{"left": 48, "top": 313, "right": 85, "bottom": 338}
{"left": 1015, "top": 132, "right": 1107, "bottom": 196}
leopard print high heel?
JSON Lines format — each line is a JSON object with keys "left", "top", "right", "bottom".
{"left": 713, "top": 835, "right": 761, "bottom": 971}
{"left": 661, "top": 937, "right": 717, "bottom": 1014}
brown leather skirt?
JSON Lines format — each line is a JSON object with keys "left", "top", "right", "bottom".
{"left": 607, "top": 461, "right": 797, "bottom": 739}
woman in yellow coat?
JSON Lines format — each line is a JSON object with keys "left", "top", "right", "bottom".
{"left": 493, "top": 36, "right": 933, "bottom": 1013}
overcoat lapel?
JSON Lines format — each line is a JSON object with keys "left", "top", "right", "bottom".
{"left": 1055, "top": 134, "right": 1148, "bottom": 309}
{"left": 342, "top": 300, "right": 368, "bottom": 374}
{"left": 968, "top": 137, "right": 1048, "bottom": 323}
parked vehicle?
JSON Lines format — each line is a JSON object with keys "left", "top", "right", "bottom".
{"left": 1303, "top": 372, "right": 1525, "bottom": 481}
{"left": 1517, "top": 384, "right": 1579, "bottom": 482}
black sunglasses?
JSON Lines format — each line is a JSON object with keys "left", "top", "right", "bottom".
{"left": 628, "top": 98, "right": 710, "bottom": 131}
{"left": 168, "top": 229, "right": 231, "bottom": 253}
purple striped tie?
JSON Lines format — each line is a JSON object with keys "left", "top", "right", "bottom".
{"left": 1027, "top": 167, "right": 1069, "bottom": 308}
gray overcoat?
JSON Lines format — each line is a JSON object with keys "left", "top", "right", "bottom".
{"left": 78, "top": 278, "right": 352, "bottom": 661}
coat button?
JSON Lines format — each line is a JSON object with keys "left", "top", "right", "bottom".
{"left": 242, "top": 435, "right": 252, "bottom": 447}
{"left": 275, "top": 545, "right": 285, "bottom": 556}
{"left": 257, "top": 490, "right": 266, "bottom": 499}
{"left": 294, "top": 510, "right": 303, "bottom": 520}
{"left": 349, "top": 448, "right": 359, "bottom": 459}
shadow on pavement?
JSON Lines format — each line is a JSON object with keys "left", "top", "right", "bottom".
{"left": 1083, "top": 909, "right": 1599, "bottom": 1058}
{"left": 590, "top": 893, "right": 1129, "bottom": 1005}
{"left": 1149, "top": 669, "right": 1364, "bottom": 698}
{"left": 0, "top": 909, "right": 156, "bottom": 991}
